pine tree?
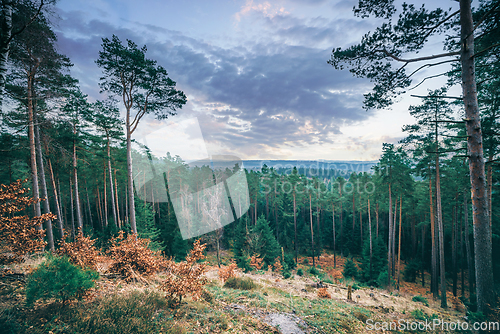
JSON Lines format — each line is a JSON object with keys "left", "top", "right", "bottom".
{"left": 135, "top": 200, "right": 162, "bottom": 251}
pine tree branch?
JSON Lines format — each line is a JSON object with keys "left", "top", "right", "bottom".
{"left": 417, "top": 10, "right": 460, "bottom": 48}
{"left": 473, "top": 42, "right": 500, "bottom": 58}
{"left": 411, "top": 94, "right": 463, "bottom": 100}
{"left": 8, "top": 0, "right": 45, "bottom": 44}
{"left": 379, "top": 49, "right": 460, "bottom": 63}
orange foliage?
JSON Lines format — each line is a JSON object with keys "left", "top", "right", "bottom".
{"left": 218, "top": 262, "right": 238, "bottom": 282}
{"left": 107, "top": 231, "right": 164, "bottom": 280}
{"left": 161, "top": 239, "right": 208, "bottom": 308}
{"left": 56, "top": 229, "right": 101, "bottom": 270}
{"left": 272, "top": 257, "right": 283, "bottom": 273}
{"left": 318, "top": 287, "right": 331, "bottom": 299}
{"left": 0, "top": 180, "right": 53, "bottom": 264}
{"left": 249, "top": 254, "right": 264, "bottom": 270}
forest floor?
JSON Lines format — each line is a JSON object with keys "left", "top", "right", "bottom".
{"left": 0, "top": 251, "right": 489, "bottom": 334}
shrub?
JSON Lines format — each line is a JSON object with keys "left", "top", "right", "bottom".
{"left": 309, "top": 266, "right": 319, "bottom": 276}
{"left": 403, "top": 259, "right": 421, "bottom": 283}
{"left": 283, "top": 272, "right": 291, "bottom": 279}
{"left": 410, "top": 309, "right": 437, "bottom": 321}
{"left": 376, "top": 270, "right": 396, "bottom": 288}
{"left": 108, "top": 231, "right": 164, "bottom": 280}
{"left": 303, "top": 258, "right": 309, "bottom": 265}
{"left": 0, "top": 179, "right": 52, "bottom": 264}
{"left": 56, "top": 229, "right": 101, "bottom": 270}
{"left": 273, "top": 257, "right": 283, "bottom": 272}
{"left": 223, "top": 276, "right": 256, "bottom": 290}
{"left": 412, "top": 295, "right": 429, "bottom": 306}
{"left": 296, "top": 268, "right": 304, "bottom": 276}
{"left": 25, "top": 255, "right": 99, "bottom": 306}
{"left": 161, "top": 240, "right": 208, "bottom": 307}
{"left": 218, "top": 262, "right": 239, "bottom": 282}
{"left": 74, "top": 289, "right": 167, "bottom": 334}
{"left": 249, "top": 254, "right": 264, "bottom": 270}
{"left": 343, "top": 258, "right": 358, "bottom": 280}
{"left": 317, "top": 287, "right": 331, "bottom": 299}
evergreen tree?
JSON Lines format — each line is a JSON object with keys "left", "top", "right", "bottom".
{"left": 360, "top": 237, "right": 387, "bottom": 285}
{"left": 135, "top": 200, "right": 162, "bottom": 251}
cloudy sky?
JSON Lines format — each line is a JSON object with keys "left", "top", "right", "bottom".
{"left": 53, "top": 0, "right": 457, "bottom": 162}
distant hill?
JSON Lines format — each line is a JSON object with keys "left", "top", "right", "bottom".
{"left": 241, "top": 160, "right": 377, "bottom": 175}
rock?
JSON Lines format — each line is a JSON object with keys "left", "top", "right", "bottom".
{"left": 369, "top": 293, "right": 375, "bottom": 297}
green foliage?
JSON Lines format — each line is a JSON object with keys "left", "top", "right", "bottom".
{"left": 283, "top": 253, "right": 296, "bottom": 270}
{"left": 296, "top": 268, "right": 304, "bottom": 276}
{"left": 359, "top": 237, "right": 387, "bottom": 284}
{"left": 466, "top": 311, "right": 485, "bottom": 323}
{"left": 77, "top": 290, "right": 167, "bottom": 334}
{"left": 223, "top": 277, "right": 257, "bottom": 290}
{"left": 309, "top": 266, "right": 320, "bottom": 276}
{"left": 283, "top": 272, "right": 291, "bottom": 279}
{"left": 403, "top": 259, "right": 421, "bottom": 283}
{"left": 376, "top": 270, "right": 396, "bottom": 289}
{"left": 25, "top": 255, "right": 99, "bottom": 306}
{"left": 135, "top": 200, "right": 163, "bottom": 251}
{"left": 411, "top": 309, "right": 438, "bottom": 322}
{"left": 412, "top": 295, "right": 429, "bottom": 307}
{"left": 343, "top": 258, "right": 358, "bottom": 280}
{"left": 233, "top": 216, "right": 280, "bottom": 270}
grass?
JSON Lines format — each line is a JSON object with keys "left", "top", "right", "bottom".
{"left": 223, "top": 277, "right": 257, "bottom": 291}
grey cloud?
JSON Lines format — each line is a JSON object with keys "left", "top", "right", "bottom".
{"left": 53, "top": 7, "right": 373, "bottom": 155}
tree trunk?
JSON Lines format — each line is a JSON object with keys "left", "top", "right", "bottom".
{"left": 453, "top": 202, "right": 458, "bottom": 297}
{"left": 333, "top": 203, "right": 336, "bottom": 268}
{"left": 69, "top": 178, "right": 75, "bottom": 241}
{"left": 422, "top": 224, "right": 426, "bottom": 287}
{"left": 339, "top": 185, "right": 343, "bottom": 257}
{"left": 114, "top": 169, "right": 121, "bottom": 228}
{"left": 368, "top": 198, "right": 372, "bottom": 278}
{"left": 103, "top": 162, "right": 108, "bottom": 228}
{"left": 126, "top": 124, "right": 137, "bottom": 234}
{"left": 392, "top": 197, "right": 397, "bottom": 277}
{"left": 294, "top": 191, "right": 297, "bottom": 264}
{"left": 397, "top": 196, "right": 402, "bottom": 290}
{"left": 435, "top": 112, "right": 447, "bottom": 308}
{"left": 27, "top": 72, "right": 41, "bottom": 223}
{"left": 47, "top": 158, "right": 64, "bottom": 239}
{"left": 310, "top": 192, "right": 315, "bottom": 267}
{"left": 429, "top": 170, "right": 438, "bottom": 298}
{"left": 72, "top": 127, "right": 83, "bottom": 230}
{"left": 464, "top": 191, "right": 474, "bottom": 304}
{"left": 359, "top": 196, "right": 363, "bottom": 248}
{"left": 388, "top": 182, "right": 393, "bottom": 287}
{"left": 459, "top": 0, "right": 495, "bottom": 313}
{"left": 34, "top": 114, "right": 54, "bottom": 251}
{"left": 85, "top": 180, "right": 93, "bottom": 228}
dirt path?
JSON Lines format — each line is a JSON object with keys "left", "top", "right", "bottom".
{"left": 224, "top": 303, "right": 308, "bottom": 334}
{"left": 263, "top": 312, "right": 308, "bottom": 334}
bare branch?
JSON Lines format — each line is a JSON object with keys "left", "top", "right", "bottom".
{"left": 408, "top": 72, "right": 450, "bottom": 90}
{"left": 379, "top": 49, "right": 460, "bottom": 63}
{"left": 411, "top": 94, "right": 463, "bottom": 100}
{"left": 406, "top": 59, "right": 459, "bottom": 80}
